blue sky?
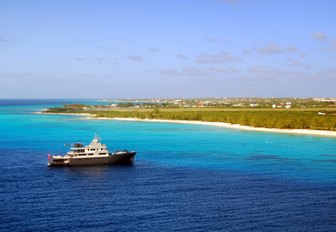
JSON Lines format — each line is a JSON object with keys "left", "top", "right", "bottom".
{"left": 1, "top": 0, "right": 335, "bottom": 98}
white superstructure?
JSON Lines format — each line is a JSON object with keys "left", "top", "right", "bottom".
{"left": 48, "top": 135, "right": 136, "bottom": 166}
{"left": 67, "top": 136, "right": 110, "bottom": 158}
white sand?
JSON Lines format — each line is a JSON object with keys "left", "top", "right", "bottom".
{"left": 96, "top": 117, "right": 336, "bottom": 137}
{"left": 39, "top": 111, "right": 336, "bottom": 137}
{"left": 39, "top": 112, "right": 92, "bottom": 116}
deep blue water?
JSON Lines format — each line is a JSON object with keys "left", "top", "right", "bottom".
{"left": 0, "top": 99, "right": 335, "bottom": 231}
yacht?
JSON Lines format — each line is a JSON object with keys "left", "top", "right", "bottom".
{"left": 48, "top": 136, "right": 136, "bottom": 166}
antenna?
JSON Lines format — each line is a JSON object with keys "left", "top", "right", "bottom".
{"left": 94, "top": 133, "right": 100, "bottom": 142}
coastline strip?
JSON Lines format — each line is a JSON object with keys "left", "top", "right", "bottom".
{"left": 39, "top": 112, "right": 336, "bottom": 137}
{"left": 101, "top": 117, "right": 336, "bottom": 137}
{"left": 37, "top": 112, "right": 92, "bottom": 116}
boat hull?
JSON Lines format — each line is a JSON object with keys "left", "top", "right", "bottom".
{"left": 48, "top": 151, "right": 136, "bottom": 167}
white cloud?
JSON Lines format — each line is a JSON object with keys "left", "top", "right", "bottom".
{"left": 159, "top": 69, "right": 179, "bottom": 77}
{"left": 195, "top": 52, "right": 240, "bottom": 64}
{"left": 313, "top": 32, "right": 327, "bottom": 41}
{"left": 209, "top": 67, "right": 238, "bottom": 73}
{"left": 288, "top": 59, "right": 310, "bottom": 68}
{"left": 205, "top": 37, "right": 232, "bottom": 44}
{"left": 322, "top": 41, "right": 336, "bottom": 52}
{"left": 248, "top": 66, "right": 275, "bottom": 73}
{"left": 127, "top": 55, "right": 145, "bottom": 62}
{"left": 286, "top": 45, "right": 298, "bottom": 53}
{"left": 95, "top": 57, "right": 109, "bottom": 65}
{"left": 242, "top": 48, "right": 251, "bottom": 55}
{"left": 175, "top": 54, "right": 189, "bottom": 60}
{"left": 77, "top": 73, "right": 96, "bottom": 79}
{"left": 181, "top": 67, "right": 206, "bottom": 76}
{"left": 148, "top": 48, "right": 160, "bottom": 52}
{"left": 257, "top": 43, "right": 282, "bottom": 55}
{"left": 160, "top": 67, "right": 206, "bottom": 77}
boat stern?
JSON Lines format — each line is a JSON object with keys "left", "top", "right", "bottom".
{"left": 48, "top": 155, "right": 69, "bottom": 167}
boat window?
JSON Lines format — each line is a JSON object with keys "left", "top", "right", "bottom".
{"left": 99, "top": 153, "right": 106, "bottom": 155}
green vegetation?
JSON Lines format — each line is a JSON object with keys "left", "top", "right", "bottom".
{"left": 45, "top": 104, "right": 87, "bottom": 113}
{"left": 45, "top": 105, "right": 336, "bottom": 131}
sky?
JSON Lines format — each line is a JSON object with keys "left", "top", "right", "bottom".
{"left": 1, "top": 0, "right": 336, "bottom": 98}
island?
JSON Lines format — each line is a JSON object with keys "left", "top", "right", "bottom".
{"left": 43, "top": 98, "right": 336, "bottom": 134}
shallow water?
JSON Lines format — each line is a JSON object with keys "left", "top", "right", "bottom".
{"left": 0, "top": 100, "right": 335, "bottom": 231}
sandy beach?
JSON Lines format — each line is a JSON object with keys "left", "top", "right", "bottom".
{"left": 39, "top": 111, "right": 336, "bottom": 137}
{"left": 95, "top": 117, "right": 336, "bottom": 137}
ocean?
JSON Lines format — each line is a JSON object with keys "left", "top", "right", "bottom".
{"left": 0, "top": 99, "right": 335, "bottom": 231}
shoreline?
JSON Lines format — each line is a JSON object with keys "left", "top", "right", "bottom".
{"left": 40, "top": 111, "right": 336, "bottom": 137}
{"left": 108, "top": 118, "right": 336, "bottom": 137}
{"left": 37, "top": 112, "right": 92, "bottom": 116}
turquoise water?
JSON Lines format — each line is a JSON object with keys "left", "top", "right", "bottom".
{"left": 1, "top": 100, "right": 336, "bottom": 231}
